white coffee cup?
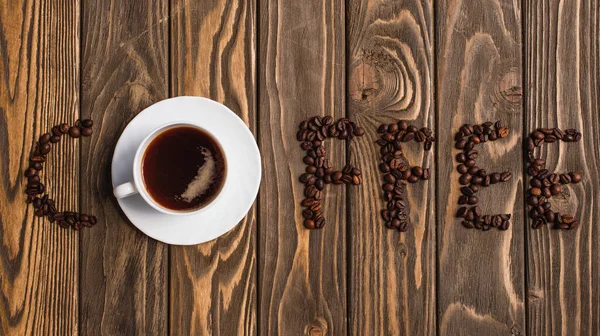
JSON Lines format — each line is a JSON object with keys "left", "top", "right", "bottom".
{"left": 113, "top": 121, "right": 230, "bottom": 216}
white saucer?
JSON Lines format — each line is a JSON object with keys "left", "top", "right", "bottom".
{"left": 111, "top": 97, "right": 261, "bottom": 245}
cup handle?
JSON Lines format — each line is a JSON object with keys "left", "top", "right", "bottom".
{"left": 113, "top": 182, "right": 138, "bottom": 199}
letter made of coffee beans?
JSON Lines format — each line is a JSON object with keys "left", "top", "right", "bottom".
{"left": 376, "top": 121, "right": 434, "bottom": 232}
{"left": 525, "top": 127, "right": 582, "bottom": 230}
{"left": 297, "top": 116, "right": 365, "bottom": 229}
{"left": 454, "top": 121, "right": 512, "bottom": 231}
{"left": 24, "top": 119, "right": 97, "bottom": 230}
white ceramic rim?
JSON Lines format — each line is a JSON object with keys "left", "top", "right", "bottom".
{"left": 131, "top": 122, "right": 230, "bottom": 216}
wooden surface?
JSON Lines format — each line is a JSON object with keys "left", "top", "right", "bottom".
{"left": 525, "top": 1, "right": 600, "bottom": 335}
{"left": 436, "top": 1, "right": 526, "bottom": 335}
{"left": 0, "top": 0, "right": 599, "bottom": 335}
{"left": 258, "top": 0, "right": 347, "bottom": 334}
{"left": 347, "top": 0, "right": 436, "bottom": 335}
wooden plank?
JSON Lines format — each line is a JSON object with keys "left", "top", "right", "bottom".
{"left": 0, "top": 0, "right": 79, "bottom": 334}
{"left": 436, "top": 1, "right": 526, "bottom": 334}
{"left": 346, "top": 0, "right": 436, "bottom": 335}
{"left": 79, "top": 0, "right": 169, "bottom": 334}
{"left": 258, "top": 0, "right": 347, "bottom": 334}
{"left": 525, "top": 1, "right": 600, "bottom": 334}
{"left": 169, "top": 0, "right": 257, "bottom": 334}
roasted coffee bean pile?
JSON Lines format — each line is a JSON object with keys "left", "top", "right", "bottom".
{"left": 25, "top": 119, "right": 97, "bottom": 230}
{"left": 454, "top": 121, "right": 512, "bottom": 231}
{"left": 297, "top": 116, "right": 364, "bottom": 229}
{"left": 376, "top": 121, "right": 434, "bottom": 232}
{"left": 525, "top": 128, "right": 582, "bottom": 230}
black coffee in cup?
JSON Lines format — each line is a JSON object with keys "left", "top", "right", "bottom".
{"left": 142, "top": 126, "right": 227, "bottom": 211}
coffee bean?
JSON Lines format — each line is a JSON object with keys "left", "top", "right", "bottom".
{"left": 303, "top": 156, "right": 314, "bottom": 165}
{"left": 467, "top": 196, "right": 478, "bottom": 205}
{"left": 50, "top": 135, "right": 61, "bottom": 143}
{"left": 533, "top": 158, "right": 545, "bottom": 166}
{"left": 402, "top": 170, "right": 412, "bottom": 180}
{"left": 306, "top": 166, "right": 317, "bottom": 174}
{"left": 500, "top": 172, "right": 512, "bottom": 182}
{"left": 407, "top": 175, "right": 419, "bottom": 183}
{"left": 560, "top": 173, "right": 571, "bottom": 184}
{"left": 570, "top": 172, "right": 582, "bottom": 183}
{"left": 537, "top": 169, "right": 549, "bottom": 180}
{"left": 458, "top": 195, "right": 468, "bottom": 205}
{"left": 489, "top": 173, "right": 500, "bottom": 184}
{"left": 455, "top": 139, "right": 467, "bottom": 149}
{"left": 402, "top": 132, "right": 414, "bottom": 142}
{"left": 465, "top": 150, "right": 478, "bottom": 160}
{"left": 40, "top": 133, "right": 51, "bottom": 144}
{"left": 459, "top": 174, "right": 472, "bottom": 185}
{"left": 314, "top": 190, "right": 323, "bottom": 200}
{"left": 299, "top": 173, "right": 312, "bottom": 183}
{"left": 467, "top": 166, "right": 479, "bottom": 175}
{"left": 352, "top": 175, "right": 361, "bottom": 185}
{"left": 462, "top": 221, "right": 475, "bottom": 229}
{"left": 340, "top": 174, "right": 352, "bottom": 184}
{"left": 304, "top": 219, "right": 316, "bottom": 229}
{"left": 473, "top": 206, "right": 482, "bottom": 217}
{"left": 550, "top": 184, "right": 562, "bottom": 195}
{"left": 542, "top": 187, "right": 552, "bottom": 198}
{"left": 456, "top": 153, "right": 466, "bottom": 162}
{"left": 465, "top": 210, "right": 475, "bottom": 221}
{"left": 315, "top": 179, "right": 325, "bottom": 190}
{"left": 379, "top": 163, "right": 390, "bottom": 173}
{"left": 28, "top": 175, "right": 40, "bottom": 183}
{"left": 421, "top": 169, "right": 430, "bottom": 180}
{"left": 456, "top": 206, "right": 467, "bottom": 218}
{"left": 457, "top": 164, "right": 468, "bottom": 174}
{"left": 24, "top": 168, "right": 36, "bottom": 177}
{"left": 383, "top": 183, "right": 394, "bottom": 192}
{"left": 295, "top": 128, "right": 307, "bottom": 140}
{"left": 530, "top": 187, "right": 542, "bottom": 196}
{"left": 469, "top": 184, "right": 479, "bottom": 192}
{"left": 470, "top": 135, "right": 481, "bottom": 144}
{"left": 532, "top": 131, "right": 544, "bottom": 140}
{"left": 31, "top": 162, "right": 42, "bottom": 171}
{"left": 39, "top": 143, "right": 51, "bottom": 155}
{"left": 301, "top": 198, "right": 317, "bottom": 207}
{"left": 302, "top": 209, "right": 313, "bottom": 219}
{"left": 67, "top": 127, "right": 80, "bottom": 138}
{"left": 544, "top": 210, "right": 555, "bottom": 223}
{"left": 411, "top": 166, "right": 423, "bottom": 177}
{"left": 527, "top": 195, "right": 539, "bottom": 205}
{"left": 383, "top": 174, "right": 396, "bottom": 184}
{"left": 465, "top": 159, "right": 475, "bottom": 167}
{"left": 461, "top": 186, "right": 474, "bottom": 196}
{"left": 377, "top": 124, "right": 388, "bottom": 133}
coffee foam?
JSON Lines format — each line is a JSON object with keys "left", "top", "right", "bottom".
{"left": 179, "top": 147, "right": 217, "bottom": 202}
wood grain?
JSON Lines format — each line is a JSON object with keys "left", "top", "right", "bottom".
{"left": 346, "top": 0, "right": 436, "bottom": 335}
{"left": 436, "top": 1, "right": 526, "bottom": 335}
{"left": 525, "top": 0, "right": 600, "bottom": 334}
{"left": 79, "top": 0, "right": 169, "bottom": 334}
{"left": 258, "top": 0, "right": 347, "bottom": 334}
{"left": 0, "top": 0, "right": 80, "bottom": 334}
{"left": 169, "top": 0, "right": 257, "bottom": 335}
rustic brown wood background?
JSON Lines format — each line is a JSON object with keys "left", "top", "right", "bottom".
{"left": 1, "top": 0, "right": 598, "bottom": 335}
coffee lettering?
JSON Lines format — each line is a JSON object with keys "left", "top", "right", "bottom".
{"left": 525, "top": 128, "right": 583, "bottom": 229}
{"left": 376, "top": 121, "right": 434, "bottom": 232}
{"left": 454, "top": 121, "right": 512, "bottom": 231}
{"left": 297, "top": 116, "right": 364, "bottom": 229}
